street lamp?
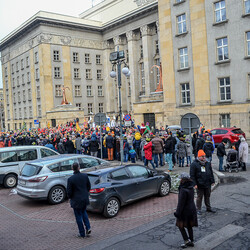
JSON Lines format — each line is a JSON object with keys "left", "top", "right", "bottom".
{"left": 110, "top": 46, "right": 130, "bottom": 164}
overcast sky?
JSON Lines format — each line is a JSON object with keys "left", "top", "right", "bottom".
{"left": 0, "top": 0, "right": 104, "bottom": 88}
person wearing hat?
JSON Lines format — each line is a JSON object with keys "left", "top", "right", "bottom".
{"left": 217, "top": 138, "right": 227, "bottom": 171}
{"left": 239, "top": 137, "right": 248, "bottom": 171}
{"left": 174, "top": 172, "right": 197, "bottom": 248}
{"left": 202, "top": 136, "right": 214, "bottom": 163}
{"left": 194, "top": 134, "right": 205, "bottom": 158}
{"left": 143, "top": 137, "right": 155, "bottom": 169}
{"left": 190, "top": 149, "right": 216, "bottom": 215}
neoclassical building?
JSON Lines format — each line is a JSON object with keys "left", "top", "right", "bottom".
{"left": 0, "top": 0, "right": 250, "bottom": 136}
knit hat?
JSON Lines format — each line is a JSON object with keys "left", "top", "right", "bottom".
{"left": 179, "top": 172, "right": 190, "bottom": 180}
{"left": 197, "top": 149, "right": 206, "bottom": 157}
{"left": 146, "top": 138, "right": 151, "bottom": 142}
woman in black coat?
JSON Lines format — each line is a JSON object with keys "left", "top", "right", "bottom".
{"left": 174, "top": 172, "right": 198, "bottom": 248}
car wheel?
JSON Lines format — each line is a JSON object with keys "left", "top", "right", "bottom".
{"left": 224, "top": 139, "right": 231, "bottom": 149}
{"left": 48, "top": 186, "right": 66, "bottom": 205}
{"left": 158, "top": 180, "right": 170, "bottom": 196}
{"left": 4, "top": 174, "right": 17, "bottom": 188}
{"left": 103, "top": 197, "right": 120, "bottom": 218}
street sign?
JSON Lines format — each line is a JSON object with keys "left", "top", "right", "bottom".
{"left": 125, "top": 121, "right": 132, "bottom": 127}
{"left": 34, "top": 119, "right": 39, "bottom": 125}
{"left": 124, "top": 114, "right": 131, "bottom": 121}
{"left": 180, "top": 113, "right": 200, "bottom": 135}
{"left": 94, "top": 113, "right": 106, "bottom": 125}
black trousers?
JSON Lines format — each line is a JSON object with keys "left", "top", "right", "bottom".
{"left": 179, "top": 227, "right": 193, "bottom": 242}
{"left": 196, "top": 187, "right": 211, "bottom": 211}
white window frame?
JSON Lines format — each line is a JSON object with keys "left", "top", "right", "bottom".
{"left": 35, "top": 68, "right": 39, "bottom": 80}
{"left": 214, "top": 0, "right": 226, "bottom": 23}
{"left": 76, "top": 103, "right": 81, "bottom": 109}
{"left": 179, "top": 47, "right": 189, "bottom": 69}
{"left": 98, "top": 103, "right": 104, "bottom": 113}
{"left": 85, "top": 53, "right": 90, "bottom": 63}
{"left": 219, "top": 77, "right": 231, "bottom": 101}
{"left": 96, "top": 55, "right": 101, "bottom": 64}
{"left": 97, "top": 70, "right": 102, "bottom": 80}
{"left": 27, "top": 72, "right": 30, "bottom": 83}
{"left": 54, "top": 67, "right": 61, "bottom": 78}
{"left": 86, "top": 69, "right": 91, "bottom": 79}
{"left": 18, "top": 91, "right": 21, "bottom": 103}
{"left": 17, "top": 76, "right": 20, "bottom": 87}
{"left": 244, "top": 0, "right": 250, "bottom": 14}
{"left": 140, "top": 62, "right": 145, "bottom": 94}
{"left": 26, "top": 56, "right": 29, "bottom": 67}
{"left": 5, "top": 67, "right": 8, "bottom": 76}
{"left": 181, "top": 83, "right": 190, "bottom": 104}
{"left": 217, "top": 37, "right": 229, "bottom": 61}
{"left": 75, "top": 85, "right": 81, "bottom": 97}
{"left": 74, "top": 68, "right": 80, "bottom": 78}
{"left": 53, "top": 50, "right": 60, "bottom": 61}
{"left": 73, "top": 52, "right": 79, "bottom": 63}
{"left": 38, "top": 105, "right": 42, "bottom": 117}
{"left": 177, "top": 14, "right": 186, "bottom": 34}
{"left": 220, "top": 114, "right": 230, "bottom": 127}
{"left": 21, "top": 59, "right": 24, "bottom": 69}
{"left": 16, "top": 62, "right": 19, "bottom": 72}
{"left": 246, "top": 31, "right": 250, "bottom": 56}
{"left": 34, "top": 52, "right": 39, "bottom": 63}
{"left": 37, "top": 86, "right": 41, "bottom": 99}
{"left": 28, "top": 89, "right": 32, "bottom": 100}
{"left": 55, "top": 85, "right": 62, "bottom": 97}
{"left": 87, "top": 103, "right": 93, "bottom": 114}
{"left": 29, "top": 106, "right": 33, "bottom": 117}
{"left": 98, "top": 86, "right": 103, "bottom": 96}
{"left": 87, "top": 85, "right": 92, "bottom": 96}
{"left": 23, "top": 90, "right": 26, "bottom": 102}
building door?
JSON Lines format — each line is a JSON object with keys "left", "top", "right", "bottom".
{"left": 51, "top": 119, "right": 56, "bottom": 127}
{"left": 143, "top": 113, "right": 155, "bottom": 128}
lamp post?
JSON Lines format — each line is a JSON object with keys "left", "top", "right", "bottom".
{"left": 110, "top": 46, "right": 130, "bottom": 164}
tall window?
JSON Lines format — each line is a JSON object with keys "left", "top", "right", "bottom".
{"left": 155, "top": 40, "right": 159, "bottom": 54}
{"left": 28, "top": 89, "right": 32, "bottom": 100}
{"left": 177, "top": 14, "right": 186, "bottom": 34}
{"left": 38, "top": 105, "right": 42, "bottom": 117}
{"left": 220, "top": 114, "right": 230, "bottom": 127}
{"left": 74, "top": 68, "right": 79, "bottom": 78}
{"left": 244, "top": 0, "right": 250, "bottom": 14}
{"left": 179, "top": 47, "right": 189, "bottom": 69}
{"left": 140, "top": 62, "right": 145, "bottom": 95}
{"left": 219, "top": 77, "right": 231, "bottom": 101}
{"left": 53, "top": 50, "right": 60, "bottom": 61}
{"left": 73, "top": 52, "right": 79, "bottom": 62}
{"left": 246, "top": 32, "right": 250, "bottom": 56}
{"left": 5, "top": 67, "right": 8, "bottom": 76}
{"left": 23, "top": 90, "right": 26, "bottom": 101}
{"left": 96, "top": 55, "right": 101, "bottom": 64}
{"left": 214, "top": 1, "right": 226, "bottom": 23}
{"left": 22, "top": 74, "right": 24, "bottom": 85}
{"left": 12, "top": 78, "right": 15, "bottom": 88}
{"left": 85, "top": 53, "right": 90, "bottom": 63}
{"left": 21, "top": 59, "right": 24, "bottom": 69}
{"left": 29, "top": 106, "right": 33, "bottom": 117}
{"left": 55, "top": 85, "right": 62, "bottom": 96}
{"left": 88, "top": 103, "right": 93, "bottom": 114}
{"left": 24, "top": 107, "right": 27, "bottom": 118}
{"left": 18, "top": 91, "right": 21, "bottom": 103}
{"left": 87, "top": 86, "right": 92, "bottom": 96}
{"left": 217, "top": 37, "right": 228, "bottom": 61}
{"left": 34, "top": 52, "right": 39, "bottom": 63}
{"left": 155, "top": 58, "right": 160, "bottom": 84}
{"left": 140, "top": 45, "right": 143, "bottom": 58}
{"left": 27, "top": 72, "right": 30, "bottom": 82}
{"left": 37, "top": 86, "right": 40, "bottom": 99}
{"left": 75, "top": 85, "right": 81, "bottom": 96}
{"left": 128, "top": 82, "right": 131, "bottom": 96}
{"left": 98, "top": 86, "right": 103, "bottom": 96}
{"left": 19, "top": 108, "right": 21, "bottom": 118}
{"left": 16, "top": 62, "right": 19, "bottom": 72}
{"left": 86, "top": 69, "right": 91, "bottom": 79}
{"left": 54, "top": 67, "right": 60, "bottom": 78}
{"left": 26, "top": 56, "right": 29, "bottom": 67}
{"left": 76, "top": 103, "right": 81, "bottom": 109}
{"left": 97, "top": 70, "right": 102, "bottom": 80}
{"left": 248, "top": 74, "right": 250, "bottom": 98}
{"left": 35, "top": 68, "right": 39, "bottom": 80}
{"left": 13, "top": 93, "right": 16, "bottom": 103}
{"left": 11, "top": 64, "right": 14, "bottom": 74}
{"left": 126, "top": 50, "right": 129, "bottom": 62}
{"left": 181, "top": 83, "right": 190, "bottom": 104}
{"left": 17, "top": 76, "right": 20, "bottom": 87}
{"left": 99, "top": 103, "right": 104, "bottom": 113}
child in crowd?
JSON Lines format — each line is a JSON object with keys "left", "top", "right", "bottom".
{"left": 129, "top": 146, "right": 137, "bottom": 163}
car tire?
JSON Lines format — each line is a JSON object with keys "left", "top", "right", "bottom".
{"left": 224, "top": 139, "right": 231, "bottom": 149}
{"left": 103, "top": 197, "right": 120, "bottom": 218}
{"left": 158, "top": 180, "right": 170, "bottom": 196}
{"left": 4, "top": 174, "right": 17, "bottom": 188}
{"left": 48, "top": 186, "right": 66, "bottom": 205}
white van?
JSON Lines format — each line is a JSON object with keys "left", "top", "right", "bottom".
{"left": 0, "top": 146, "right": 59, "bottom": 188}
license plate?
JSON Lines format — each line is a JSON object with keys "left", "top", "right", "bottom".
{"left": 19, "top": 180, "right": 26, "bottom": 185}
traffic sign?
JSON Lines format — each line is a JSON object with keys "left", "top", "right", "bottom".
{"left": 124, "top": 114, "right": 131, "bottom": 121}
{"left": 125, "top": 121, "right": 132, "bottom": 127}
{"left": 34, "top": 119, "right": 39, "bottom": 125}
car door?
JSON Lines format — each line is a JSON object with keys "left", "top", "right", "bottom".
{"left": 0, "top": 151, "right": 19, "bottom": 176}
{"left": 17, "top": 149, "right": 38, "bottom": 173}
{"left": 127, "top": 165, "right": 159, "bottom": 200}
{"left": 40, "top": 148, "right": 59, "bottom": 158}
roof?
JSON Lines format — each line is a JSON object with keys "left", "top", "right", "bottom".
{"left": 0, "top": 145, "right": 59, "bottom": 153}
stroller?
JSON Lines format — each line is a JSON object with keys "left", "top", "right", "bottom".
{"left": 224, "top": 148, "right": 240, "bottom": 172}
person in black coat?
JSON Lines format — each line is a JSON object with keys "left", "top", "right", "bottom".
{"left": 67, "top": 163, "right": 91, "bottom": 238}
{"left": 194, "top": 135, "right": 205, "bottom": 158}
{"left": 164, "top": 135, "right": 174, "bottom": 171}
{"left": 174, "top": 172, "right": 197, "bottom": 248}
{"left": 106, "top": 133, "right": 114, "bottom": 160}
{"left": 217, "top": 139, "right": 227, "bottom": 171}
{"left": 202, "top": 136, "right": 214, "bottom": 162}
{"left": 65, "top": 137, "right": 75, "bottom": 154}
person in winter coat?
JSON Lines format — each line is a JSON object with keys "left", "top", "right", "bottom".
{"left": 45, "top": 140, "right": 57, "bottom": 151}
{"left": 151, "top": 132, "right": 164, "bottom": 167}
{"left": 164, "top": 134, "right": 174, "bottom": 171}
{"left": 140, "top": 136, "right": 147, "bottom": 163}
{"left": 217, "top": 139, "right": 227, "bottom": 171}
{"left": 177, "top": 138, "right": 187, "bottom": 168}
{"left": 106, "top": 132, "right": 114, "bottom": 161}
{"left": 143, "top": 137, "right": 155, "bottom": 169}
{"left": 190, "top": 149, "right": 216, "bottom": 215}
{"left": 0, "top": 138, "right": 5, "bottom": 148}
{"left": 129, "top": 146, "right": 137, "bottom": 163}
{"left": 89, "top": 134, "right": 99, "bottom": 157}
{"left": 174, "top": 172, "right": 198, "bottom": 248}
{"left": 185, "top": 138, "right": 192, "bottom": 167}
{"left": 75, "top": 134, "right": 82, "bottom": 154}
{"left": 202, "top": 136, "right": 214, "bottom": 163}
{"left": 194, "top": 134, "right": 205, "bottom": 158}
{"left": 239, "top": 137, "right": 248, "bottom": 171}
{"left": 123, "top": 137, "right": 130, "bottom": 162}
{"left": 82, "top": 136, "right": 90, "bottom": 155}
{"left": 133, "top": 132, "right": 141, "bottom": 160}
{"left": 65, "top": 137, "right": 75, "bottom": 154}
{"left": 57, "top": 139, "right": 65, "bottom": 154}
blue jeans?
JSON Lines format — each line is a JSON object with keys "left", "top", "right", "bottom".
{"left": 73, "top": 208, "right": 90, "bottom": 237}
{"left": 165, "top": 153, "right": 173, "bottom": 170}
{"left": 186, "top": 156, "right": 192, "bottom": 165}
{"left": 218, "top": 156, "right": 224, "bottom": 171}
{"left": 179, "top": 157, "right": 184, "bottom": 167}
{"left": 144, "top": 159, "right": 155, "bottom": 169}
{"left": 124, "top": 153, "right": 129, "bottom": 162}
{"left": 153, "top": 153, "right": 163, "bottom": 167}
{"left": 76, "top": 150, "right": 82, "bottom": 154}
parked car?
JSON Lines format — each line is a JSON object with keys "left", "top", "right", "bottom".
{"left": 210, "top": 127, "right": 245, "bottom": 148}
{"left": 17, "top": 154, "right": 110, "bottom": 204}
{"left": 87, "top": 164, "right": 171, "bottom": 218}
{"left": 0, "top": 146, "right": 59, "bottom": 188}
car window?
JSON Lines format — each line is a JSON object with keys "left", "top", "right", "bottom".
{"left": 220, "top": 130, "right": 228, "bottom": 134}
{"left": 41, "top": 148, "right": 58, "bottom": 158}
{"left": 127, "top": 166, "right": 149, "bottom": 178}
{"left": 110, "top": 168, "right": 130, "bottom": 180}
{"left": 0, "top": 151, "right": 18, "bottom": 163}
{"left": 211, "top": 130, "right": 217, "bottom": 135}
{"left": 79, "top": 157, "right": 99, "bottom": 169}
{"left": 232, "top": 129, "right": 243, "bottom": 134}
{"left": 87, "top": 174, "right": 100, "bottom": 186}
{"left": 60, "top": 159, "right": 79, "bottom": 172}
{"left": 21, "top": 164, "right": 42, "bottom": 177}
{"left": 48, "top": 163, "right": 60, "bottom": 172}
{"left": 18, "top": 150, "right": 37, "bottom": 161}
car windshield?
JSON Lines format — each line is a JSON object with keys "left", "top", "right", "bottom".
{"left": 232, "top": 129, "right": 243, "bottom": 134}
{"left": 21, "top": 164, "right": 42, "bottom": 177}
{"left": 87, "top": 174, "right": 101, "bottom": 186}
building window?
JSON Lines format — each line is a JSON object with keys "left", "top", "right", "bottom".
{"left": 177, "top": 14, "right": 186, "bottom": 34}
{"left": 35, "top": 68, "right": 39, "bottom": 80}
{"left": 34, "top": 52, "right": 39, "bottom": 63}
{"left": 54, "top": 67, "right": 60, "bottom": 78}
{"left": 155, "top": 40, "right": 159, "bottom": 54}
{"left": 6, "top": 81, "right": 8, "bottom": 90}
{"left": 14, "top": 109, "right": 17, "bottom": 120}
{"left": 29, "top": 106, "right": 33, "bottom": 117}
{"left": 27, "top": 72, "right": 30, "bottom": 83}
{"left": 220, "top": 114, "right": 230, "bottom": 127}
{"left": 99, "top": 103, "right": 104, "bottom": 113}
{"left": 179, "top": 47, "right": 189, "bottom": 69}
{"left": 96, "top": 55, "right": 101, "bottom": 64}
{"left": 219, "top": 77, "right": 231, "bottom": 101}
{"left": 76, "top": 103, "right": 81, "bottom": 109}
{"left": 181, "top": 83, "right": 190, "bottom": 104}
{"left": 75, "top": 85, "right": 81, "bottom": 96}
{"left": 26, "top": 56, "right": 29, "bottom": 67}
{"left": 88, "top": 103, "right": 93, "bottom": 114}
{"left": 21, "top": 59, "right": 24, "bottom": 69}
{"left": 38, "top": 105, "right": 42, "bottom": 117}
{"left": 53, "top": 50, "right": 60, "bottom": 61}
{"left": 214, "top": 0, "right": 226, "bottom": 23}
{"left": 87, "top": 85, "right": 92, "bottom": 96}
{"left": 244, "top": 0, "right": 250, "bottom": 14}
{"left": 19, "top": 108, "right": 21, "bottom": 118}
{"left": 128, "top": 82, "right": 131, "bottom": 96}
{"left": 11, "top": 64, "right": 14, "bottom": 74}
{"left": 246, "top": 31, "right": 250, "bottom": 56}
{"left": 155, "top": 58, "right": 160, "bottom": 84}
{"left": 248, "top": 74, "right": 250, "bottom": 98}
{"left": 73, "top": 52, "right": 79, "bottom": 63}
{"left": 74, "top": 68, "right": 80, "bottom": 78}
{"left": 140, "top": 45, "right": 143, "bottom": 58}
{"left": 55, "top": 85, "right": 62, "bottom": 96}
{"left": 16, "top": 62, "right": 19, "bottom": 72}
{"left": 37, "top": 86, "right": 40, "bottom": 99}
{"left": 97, "top": 70, "right": 102, "bottom": 80}
{"left": 98, "top": 86, "right": 103, "bottom": 96}
{"left": 28, "top": 89, "right": 32, "bottom": 100}
{"left": 22, "top": 74, "right": 24, "bottom": 85}
{"left": 24, "top": 107, "right": 27, "bottom": 118}
{"left": 5, "top": 67, "right": 8, "bottom": 76}
{"left": 85, "top": 53, "right": 90, "bottom": 63}
{"left": 217, "top": 37, "right": 228, "bottom": 61}
{"left": 18, "top": 92, "right": 21, "bottom": 103}
{"left": 23, "top": 90, "right": 26, "bottom": 101}
{"left": 140, "top": 62, "right": 145, "bottom": 95}
{"left": 12, "top": 78, "right": 15, "bottom": 88}
{"left": 17, "top": 76, "right": 20, "bottom": 87}
{"left": 86, "top": 69, "right": 91, "bottom": 79}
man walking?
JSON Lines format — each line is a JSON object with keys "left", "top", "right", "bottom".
{"left": 190, "top": 149, "right": 216, "bottom": 215}
{"left": 151, "top": 132, "right": 164, "bottom": 167}
{"left": 217, "top": 139, "right": 227, "bottom": 172}
{"left": 67, "top": 163, "right": 91, "bottom": 238}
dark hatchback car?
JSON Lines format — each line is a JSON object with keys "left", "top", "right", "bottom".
{"left": 86, "top": 164, "right": 171, "bottom": 218}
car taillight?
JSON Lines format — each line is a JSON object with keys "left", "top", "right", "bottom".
{"left": 89, "top": 188, "right": 105, "bottom": 194}
{"left": 28, "top": 176, "right": 48, "bottom": 182}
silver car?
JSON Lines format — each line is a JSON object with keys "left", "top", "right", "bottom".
{"left": 17, "top": 154, "right": 110, "bottom": 204}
